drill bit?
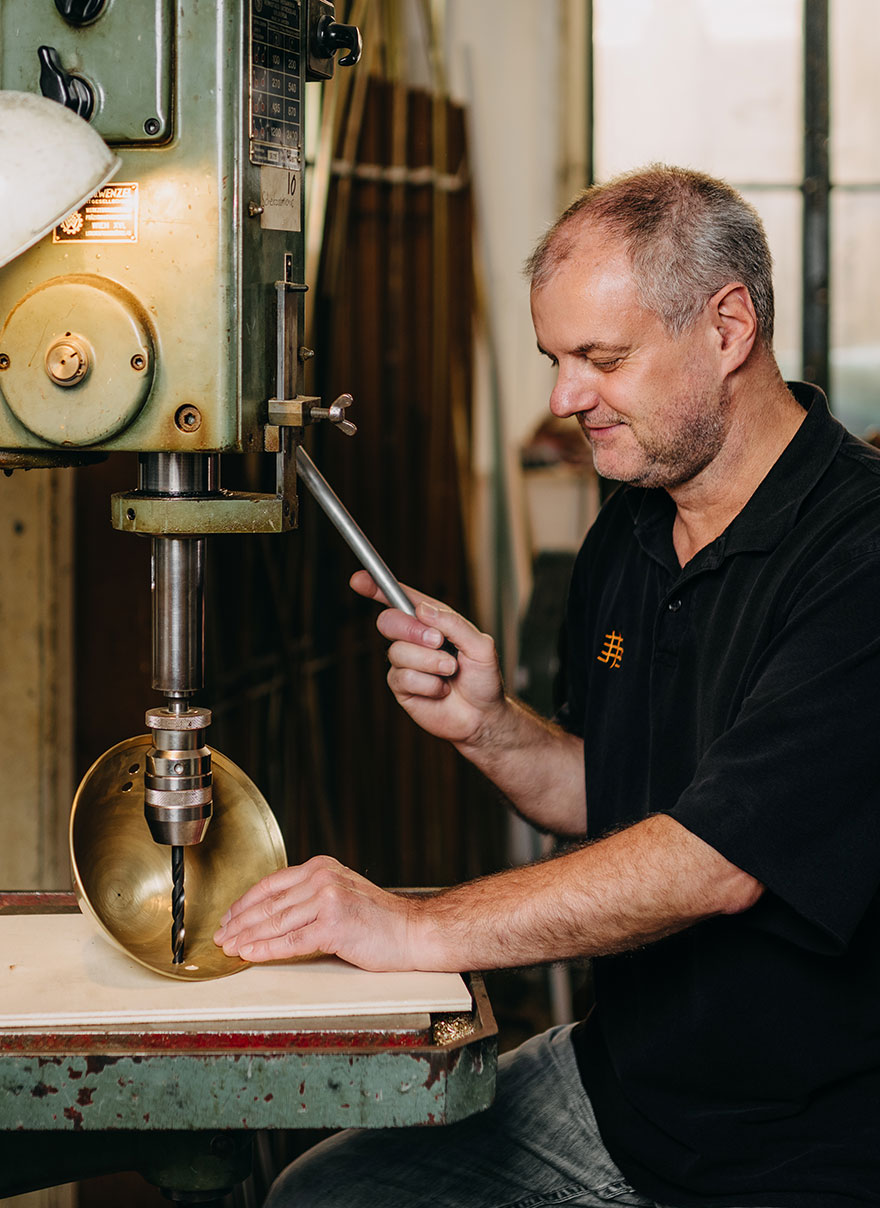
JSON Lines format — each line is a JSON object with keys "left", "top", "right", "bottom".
{"left": 171, "top": 844, "right": 185, "bottom": 964}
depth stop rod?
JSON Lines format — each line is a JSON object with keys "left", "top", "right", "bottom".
{"left": 295, "top": 445, "right": 417, "bottom": 617}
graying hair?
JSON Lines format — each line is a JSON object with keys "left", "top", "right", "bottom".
{"left": 525, "top": 164, "right": 775, "bottom": 347}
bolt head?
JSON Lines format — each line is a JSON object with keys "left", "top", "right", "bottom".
{"left": 174, "top": 405, "right": 202, "bottom": 433}
{"left": 45, "top": 337, "right": 89, "bottom": 386}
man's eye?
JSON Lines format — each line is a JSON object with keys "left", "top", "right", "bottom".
{"left": 593, "top": 358, "right": 623, "bottom": 371}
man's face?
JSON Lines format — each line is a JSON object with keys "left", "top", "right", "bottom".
{"left": 530, "top": 230, "right": 731, "bottom": 490}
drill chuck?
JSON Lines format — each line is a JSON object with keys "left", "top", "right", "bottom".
{"left": 144, "top": 706, "right": 213, "bottom": 846}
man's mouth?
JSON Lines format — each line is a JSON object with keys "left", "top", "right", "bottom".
{"left": 580, "top": 417, "right": 624, "bottom": 437}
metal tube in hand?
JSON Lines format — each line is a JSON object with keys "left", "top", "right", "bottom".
{"left": 295, "top": 445, "right": 416, "bottom": 616}
{"left": 294, "top": 446, "right": 457, "bottom": 657}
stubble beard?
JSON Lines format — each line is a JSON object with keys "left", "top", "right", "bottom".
{"left": 587, "top": 382, "right": 732, "bottom": 490}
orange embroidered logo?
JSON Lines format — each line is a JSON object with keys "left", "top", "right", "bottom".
{"left": 597, "top": 631, "right": 624, "bottom": 669}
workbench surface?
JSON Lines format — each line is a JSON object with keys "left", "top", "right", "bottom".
{"left": 0, "top": 892, "right": 497, "bottom": 1133}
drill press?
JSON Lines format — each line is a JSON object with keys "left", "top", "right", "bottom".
{"left": 0, "top": 0, "right": 362, "bottom": 973}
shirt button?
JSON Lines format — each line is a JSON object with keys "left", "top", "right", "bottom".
{"left": 668, "top": 599, "right": 682, "bottom": 612}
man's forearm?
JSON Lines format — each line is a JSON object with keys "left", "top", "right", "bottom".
{"left": 410, "top": 813, "right": 764, "bottom": 971}
{"left": 214, "top": 816, "right": 764, "bottom": 973}
{"left": 454, "top": 695, "right": 587, "bottom": 835}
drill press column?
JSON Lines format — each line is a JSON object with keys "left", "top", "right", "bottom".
{"left": 141, "top": 452, "right": 215, "bottom": 964}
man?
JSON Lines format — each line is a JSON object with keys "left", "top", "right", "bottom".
{"left": 214, "top": 166, "right": 880, "bottom": 1206}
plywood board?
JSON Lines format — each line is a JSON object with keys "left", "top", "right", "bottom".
{"left": 0, "top": 914, "right": 471, "bottom": 1027}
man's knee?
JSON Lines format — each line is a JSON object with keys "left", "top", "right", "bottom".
{"left": 263, "top": 1130, "right": 386, "bottom": 1208}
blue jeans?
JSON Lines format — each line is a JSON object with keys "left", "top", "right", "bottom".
{"left": 264, "top": 1023, "right": 770, "bottom": 1208}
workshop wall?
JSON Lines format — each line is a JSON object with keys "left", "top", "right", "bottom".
{"left": 0, "top": 470, "right": 73, "bottom": 890}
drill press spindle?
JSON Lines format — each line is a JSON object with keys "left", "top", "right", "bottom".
{"left": 141, "top": 453, "right": 215, "bottom": 965}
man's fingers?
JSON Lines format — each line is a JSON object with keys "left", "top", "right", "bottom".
{"left": 351, "top": 573, "right": 486, "bottom": 665}
{"left": 236, "top": 927, "right": 325, "bottom": 963}
{"left": 350, "top": 571, "right": 443, "bottom": 616}
{"left": 387, "top": 640, "right": 458, "bottom": 677}
{"left": 349, "top": 569, "right": 388, "bottom": 605}
{"left": 375, "top": 599, "right": 485, "bottom": 659}
{"left": 218, "top": 894, "right": 316, "bottom": 955}
{"left": 412, "top": 601, "right": 492, "bottom": 664}
{"left": 216, "top": 857, "right": 336, "bottom": 936}
{"left": 218, "top": 863, "right": 308, "bottom": 923}
{"left": 388, "top": 666, "right": 453, "bottom": 701}
{"left": 376, "top": 607, "right": 445, "bottom": 649}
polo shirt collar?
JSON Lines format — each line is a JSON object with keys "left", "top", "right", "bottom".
{"left": 626, "top": 382, "right": 845, "bottom": 574}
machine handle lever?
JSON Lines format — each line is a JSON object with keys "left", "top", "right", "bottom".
{"left": 55, "top": 0, "right": 108, "bottom": 26}
{"left": 313, "top": 16, "right": 363, "bottom": 67}
{"left": 38, "top": 45, "right": 94, "bottom": 120}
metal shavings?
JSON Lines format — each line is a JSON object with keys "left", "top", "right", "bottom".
{"left": 432, "top": 1013, "right": 475, "bottom": 1045}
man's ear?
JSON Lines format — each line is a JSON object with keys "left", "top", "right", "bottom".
{"left": 710, "top": 283, "right": 758, "bottom": 373}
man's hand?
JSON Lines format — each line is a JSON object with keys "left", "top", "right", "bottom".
{"left": 350, "top": 570, "right": 506, "bottom": 749}
{"left": 213, "top": 856, "right": 420, "bottom": 971}
{"left": 351, "top": 569, "right": 588, "bottom": 834}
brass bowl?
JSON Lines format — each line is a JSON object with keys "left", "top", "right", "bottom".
{"left": 70, "top": 735, "right": 287, "bottom": 981}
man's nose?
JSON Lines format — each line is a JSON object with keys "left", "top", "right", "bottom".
{"left": 549, "top": 372, "right": 599, "bottom": 419}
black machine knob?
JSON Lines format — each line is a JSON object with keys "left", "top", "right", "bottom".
{"left": 312, "top": 15, "right": 363, "bottom": 67}
{"left": 38, "top": 45, "right": 94, "bottom": 119}
{"left": 54, "top": 0, "right": 107, "bottom": 25}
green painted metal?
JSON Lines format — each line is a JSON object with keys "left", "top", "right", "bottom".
{"left": 111, "top": 490, "right": 296, "bottom": 534}
{"left": 0, "top": 1, "right": 305, "bottom": 455}
{"left": 0, "top": 0, "right": 174, "bottom": 143}
{"left": 0, "top": 1033, "right": 496, "bottom": 1132}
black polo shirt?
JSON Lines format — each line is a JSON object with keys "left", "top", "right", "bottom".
{"left": 560, "top": 384, "right": 880, "bottom": 1206}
